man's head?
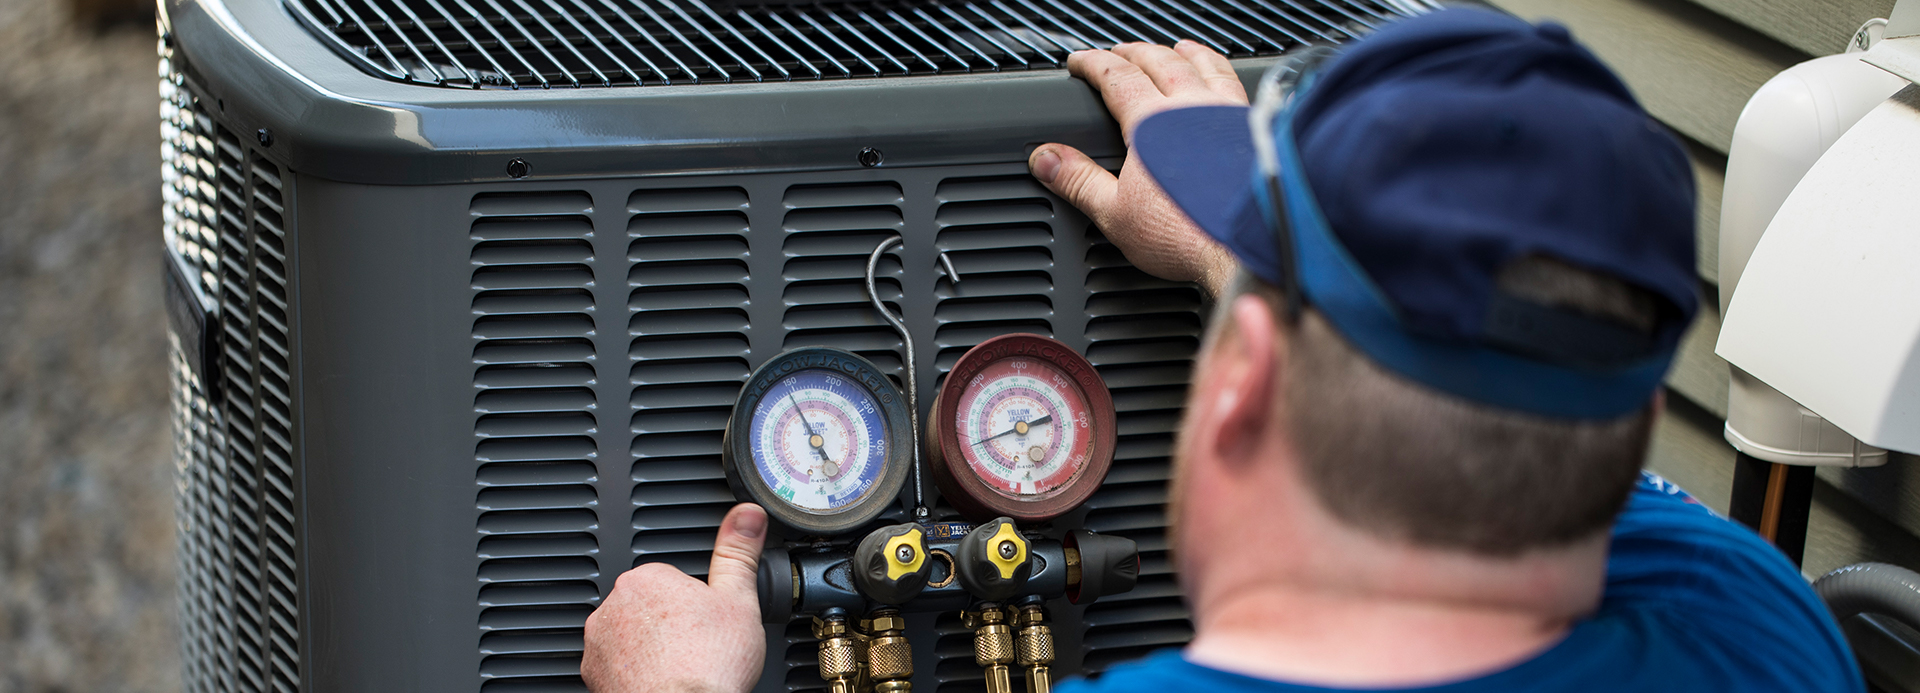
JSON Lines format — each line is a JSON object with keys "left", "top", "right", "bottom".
{"left": 1133, "top": 8, "right": 1698, "bottom": 611}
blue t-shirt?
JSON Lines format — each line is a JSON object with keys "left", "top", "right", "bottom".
{"left": 1058, "top": 472, "right": 1861, "bottom": 693}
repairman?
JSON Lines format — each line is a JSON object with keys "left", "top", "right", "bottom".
{"left": 580, "top": 8, "right": 1862, "bottom": 692}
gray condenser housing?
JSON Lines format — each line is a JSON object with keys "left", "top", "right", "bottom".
{"left": 158, "top": 0, "right": 1411, "bottom": 690}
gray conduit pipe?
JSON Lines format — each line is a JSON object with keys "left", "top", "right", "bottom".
{"left": 1814, "top": 562, "right": 1920, "bottom": 628}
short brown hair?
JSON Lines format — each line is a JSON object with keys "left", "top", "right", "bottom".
{"left": 1229, "top": 256, "right": 1658, "bottom": 556}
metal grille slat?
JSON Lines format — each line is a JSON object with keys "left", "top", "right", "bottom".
{"left": 286, "top": 0, "right": 1413, "bottom": 87}
{"left": 665, "top": 0, "right": 769, "bottom": 79}
{"left": 573, "top": 0, "right": 675, "bottom": 83}
{"left": 1002, "top": 0, "right": 1100, "bottom": 51}
{"left": 735, "top": 11, "right": 823, "bottom": 78}
{"left": 619, "top": 0, "right": 723, "bottom": 81}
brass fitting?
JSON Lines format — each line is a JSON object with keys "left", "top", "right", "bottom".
{"left": 866, "top": 608, "right": 913, "bottom": 693}
{"left": 813, "top": 612, "right": 861, "bottom": 693}
{"left": 1015, "top": 603, "right": 1054, "bottom": 693}
{"left": 964, "top": 606, "right": 1015, "bottom": 693}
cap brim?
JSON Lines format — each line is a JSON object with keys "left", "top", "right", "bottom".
{"left": 1134, "top": 105, "right": 1277, "bottom": 285}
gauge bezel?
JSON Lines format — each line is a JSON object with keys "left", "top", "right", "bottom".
{"left": 723, "top": 347, "right": 913, "bottom": 537}
{"left": 929, "top": 334, "right": 1117, "bottom": 522}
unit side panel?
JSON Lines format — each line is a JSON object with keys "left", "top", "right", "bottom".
{"left": 293, "top": 177, "right": 492, "bottom": 692}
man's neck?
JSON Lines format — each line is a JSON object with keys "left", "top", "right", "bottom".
{"left": 1184, "top": 578, "right": 1579, "bottom": 688}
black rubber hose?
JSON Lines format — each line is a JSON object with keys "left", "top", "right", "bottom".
{"left": 1813, "top": 562, "right": 1920, "bottom": 629}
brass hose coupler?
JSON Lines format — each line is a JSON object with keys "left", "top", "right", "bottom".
{"left": 1014, "top": 600, "right": 1054, "bottom": 693}
{"left": 866, "top": 608, "right": 913, "bottom": 693}
{"left": 813, "top": 609, "right": 861, "bottom": 693}
{"left": 963, "top": 605, "right": 1015, "bottom": 693}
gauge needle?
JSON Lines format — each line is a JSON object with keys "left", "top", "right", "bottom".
{"left": 789, "top": 391, "right": 839, "bottom": 476}
{"left": 974, "top": 414, "right": 1052, "bottom": 447}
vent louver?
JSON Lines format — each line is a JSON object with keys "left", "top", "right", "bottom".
{"left": 470, "top": 190, "right": 604, "bottom": 692}
{"left": 629, "top": 186, "right": 754, "bottom": 578}
{"left": 285, "top": 0, "right": 1420, "bottom": 88}
{"left": 164, "top": 44, "right": 302, "bottom": 693}
{"left": 932, "top": 175, "right": 1057, "bottom": 371}
{"left": 780, "top": 182, "right": 909, "bottom": 384}
{"left": 1076, "top": 227, "right": 1199, "bottom": 672}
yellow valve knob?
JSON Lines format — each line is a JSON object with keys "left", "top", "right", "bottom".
{"left": 984, "top": 521, "right": 1027, "bottom": 580}
{"left": 957, "top": 517, "right": 1032, "bottom": 602}
{"left": 885, "top": 528, "right": 927, "bottom": 580}
{"left": 854, "top": 524, "right": 932, "bottom": 605}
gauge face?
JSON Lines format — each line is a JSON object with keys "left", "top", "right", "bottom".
{"left": 724, "top": 347, "right": 910, "bottom": 537}
{"left": 930, "top": 334, "right": 1116, "bottom": 522}
{"left": 955, "top": 357, "right": 1091, "bottom": 500}
{"left": 747, "top": 368, "right": 886, "bottom": 513}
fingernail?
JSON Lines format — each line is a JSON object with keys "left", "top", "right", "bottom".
{"left": 1031, "top": 148, "right": 1061, "bottom": 185}
{"left": 734, "top": 506, "right": 766, "bottom": 539}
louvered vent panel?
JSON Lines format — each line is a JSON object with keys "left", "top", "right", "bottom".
{"left": 169, "top": 332, "right": 223, "bottom": 693}
{"left": 162, "top": 45, "right": 224, "bottom": 693}
{"left": 779, "top": 618, "right": 828, "bottom": 692}
{"left": 931, "top": 175, "right": 1056, "bottom": 372}
{"left": 164, "top": 34, "right": 304, "bottom": 691}
{"left": 780, "top": 182, "right": 908, "bottom": 385}
{"left": 628, "top": 186, "right": 753, "bottom": 577}
{"left": 930, "top": 611, "right": 991, "bottom": 692}
{"left": 471, "top": 191, "right": 603, "bottom": 693}
{"left": 1076, "top": 226, "right": 1201, "bottom": 673}
{"left": 209, "top": 127, "right": 269, "bottom": 693}
{"left": 161, "top": 61, "right": 221, "bottom": 302}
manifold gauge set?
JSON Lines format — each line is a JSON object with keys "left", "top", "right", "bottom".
{"left": 717, "top": 244, "right": 1140, "bottom": 693}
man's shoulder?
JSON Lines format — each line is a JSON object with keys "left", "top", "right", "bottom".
{"left": 1590, "top": 472, "right": 1860, "bottom": 691}
{"left": 1054, "top": 651, "right": 1302, "bottom": 693}
{"left": 1053, "top": 475, "right": 1862, "bottom": 693}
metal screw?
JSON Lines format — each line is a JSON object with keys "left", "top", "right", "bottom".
{"left": 895, "top": 545, "right": 915, "bottom": 564}
{"left": 256, "top": 129, "right": 274, "bottom": 148}
{"left": 506, "top": 158, "right": 530, "bottom": 179}
{"left": 998, "top": 540, "right": 1017, "bottom": 560}
{"left": 858, "top": 147, "right": 884, "bottom": 168}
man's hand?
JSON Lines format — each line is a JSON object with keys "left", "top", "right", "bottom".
{"left": 583, "top": 503, "right": 769, "bottom": 693}
{"left": 1030, "top": 41, "right": 1244, "bottom": 297}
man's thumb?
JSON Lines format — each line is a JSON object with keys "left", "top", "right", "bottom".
{"left": 1029, "top": 144, "right": 1117, "bottom": 224}
{"left": 708, "top": 503, "right": 768, "bottom": 596}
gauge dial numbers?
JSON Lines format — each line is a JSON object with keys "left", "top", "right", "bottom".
{"left": 956, "top": 360, "right": 1085, "bottom": 496}
{"left": 724, "top": 348, "right": 911, "bottom": 537}
{"left": 930, "top": 334, "right": 1116, "bottom": 523}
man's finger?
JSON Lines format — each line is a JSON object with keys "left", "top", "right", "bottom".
{"left": 707, "top": 503, "right": 767, "bottom": 596}
{"left": 1030, "top": 144, "right": 1118, "bottom": 227}
{"left": 1066, "top": 49, "right": 1165, "bottom": 135}
{"left": 1173, "top": 40, "right": 1247, "bottom": 103}
{"left": 1112, "top": 42, "right": 1210, "bottom": 100}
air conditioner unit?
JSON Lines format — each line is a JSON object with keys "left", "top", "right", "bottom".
{"left": 157, "top": 0, "right": 1414, "bottom": 690}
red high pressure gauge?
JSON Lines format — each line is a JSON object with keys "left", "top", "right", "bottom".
{"left": 928, "top": 334, "right": 1116, "bottom": 522}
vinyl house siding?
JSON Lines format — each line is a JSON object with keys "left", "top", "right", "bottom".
{"left": 1477, "top": 0, "right": 1920, "bottom": 578}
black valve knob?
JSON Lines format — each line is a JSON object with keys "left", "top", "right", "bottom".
{"left": 757, "top": 545, "right": 795, "bottom": 624}
{"left": 956, "top": 517, "right": 1032, "bottom": 602}
{"left": 1066, "top": 530, "right": 1137, "bottom": 604}
{"left": 852, "top": 523, "right": 932, "bottom": 605}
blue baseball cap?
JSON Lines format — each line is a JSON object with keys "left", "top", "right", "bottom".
{"left": 1135, "top": 7, "right": 1698, "bottom": 420}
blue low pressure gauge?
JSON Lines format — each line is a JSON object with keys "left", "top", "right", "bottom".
{"left": 723, "top": 347, "right": 913, "bottom": 536}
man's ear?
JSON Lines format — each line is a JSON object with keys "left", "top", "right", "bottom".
{"left": 1201, "top": 295, "right": 1280, "bottom": 467}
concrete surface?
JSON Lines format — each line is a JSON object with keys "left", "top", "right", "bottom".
{"left": 0, "top": 0, "right": 179, "bottom": 690}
